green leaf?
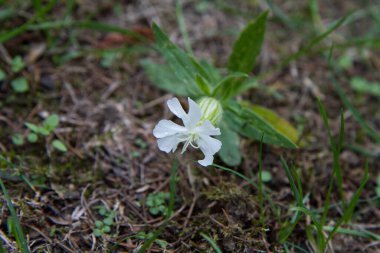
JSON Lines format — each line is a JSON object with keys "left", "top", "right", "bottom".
{"left": 98, "top": 207, "right": 107, "bottom": 216}
{"left": 95, "top": 220, "right": 103, "bottom": 228}
{"left": 103, "top": 225, "right": 111, "bottom": 233}
{"left": 100, "top": 51, "right": 119, "bottom": 68}
{"left": 227, "top": 102, "right": 298, "bottom": 148}
{"left": 218, "top": 118, "right": 241, "bottom": 166}
{"left": 228, "top": 11, "right": 268, "bottom": 74}
{"left": 11, "top": 77, "right": 29, "bottom": 93}
{"left": 152, "top": 23, "right": 201, "bottom": 97}
{"left": 27, "top": 133, "right": 38, "bottom": 143}
{"left": 195, "top": 74, "right": 211, "bottom": 95}
{"left": 260, "top": 171, "right": 272, "bottom": 182}
{"left": 350, "top": 76, "right": 380, "bottom": 97}
{"left": 25, "top": 122, "right": 50, "bottom": 136}
{"left": 337, "top": 54, "right": 353, "bottom": 70}
{"left": 212, "top": 72, "right": 248, "bottom": 100}
{"left": 228, "top": 77, "right": 260, "bottom": 98}
{"left": 93, "top": 229, "right": 103, "bottom": 237}
{"left": 11, "top": 56, "right": 25, "bottom": 73}
{"left": 141, "top": 59, "right": 190, "bottom": 96}
{"left": 154, "top": 239, "right": 168, "bottom": 249}
{"left": 150, "top": 207, "right": 159, "bottom": 215}
{"left": 25, "top": 122, "right": 40, "bottom": 133}
{"left": 103, "top": 217, "right": 113, "bottom": 226}
{"left": 43, "top": 114, "right": 59, "bottom": 131}
{"left": 190, "top": 58, "right": 220, "bottom": 85}
{"left": 251, "top": 105, "right": 299, "bottom": 144}
{"left": 0, "top": 69, "right": 6, "bottom": 81}
{"left": 11, "top": 134, "right": 24, "bottom": 146}
{"left": 51, "top": 139, "right": 67, "bottom": 152}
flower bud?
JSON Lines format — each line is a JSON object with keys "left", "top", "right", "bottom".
{"left": 198, "top": 97, "right": 223, "bottom": 126}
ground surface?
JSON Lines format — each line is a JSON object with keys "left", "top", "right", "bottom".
{"left": 0, "top": 0, "right": 379, "bottom": 252}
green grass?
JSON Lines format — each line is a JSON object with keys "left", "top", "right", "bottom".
{"left": 0, "top": 0, "right": 57, "bottom": 43}
{"left": 176, "top": 0, "right": 193, "bottom": 55}
{"left": 199, "top": 232, "right": 223, "bottom": 253}
{"left": 277, "top": 100, "right": 370, "bottom": 252}
{"left": 332, "top": 76, "right": 380, "bottom": 145}
{"left": 0, "top": 178, "right": 29, "bottom": 253}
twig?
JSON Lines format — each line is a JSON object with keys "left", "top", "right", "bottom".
{"left": 154, "top": 204, "right": 186, "bottom": 227}
{"left": 80, "top": 184, "right": 95, "bottom": 221}
{"left": 183, "top": 195, "right": 197, "bottom": 228}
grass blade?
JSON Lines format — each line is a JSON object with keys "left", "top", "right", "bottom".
{"left": 326, "top": 162, "right": 369, "bottom": 242}
{"left": 278, "top": 158, "right": 303, "bottom": 242}
{"left": 0, "top": 0, "right": 57, "bottom": 43}
{"left": 28, "top": 20, "right": 146, "bottom": 42}
{"left": 280, "top": 157, "right": 302, "bottom": 205}
{"left": 200, "top": 232, "right": 223, "bottom": 253}
{"left": 324, "top": 225, "right": 380, "bottom": 241}
{"left": 258, "top": 134, "right": 265, "bottom": 226}
{"left": 281, "top": 13, "right": 350, "bottom": 68}
{"left": 317, "top": 99, "right": 345, "bottom": 207}
{"left": 212, "top": 163, "right": 258, "bottom": 190}
{"left": 0, "top": 179, "right": 29, "bottom": 253}
{"left": 332, "top": 78, "right": 380, "bottom": 144}
{"left": 176, "top": 0, "right": 192, "bottom": 55}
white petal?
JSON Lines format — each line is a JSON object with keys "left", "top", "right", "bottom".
{"left": 198, "top": 153, "right": 214, "bottom": 167}
{"left": 197, "top": 134, "right": 222, "bottom": 166}
{"left": 153, "top": 120, "right": 187, "bottom": 138}
{"left": 157, "top": 135, "right": 183, "bottom": 153}
{"left": 197, "top": 120, "right": 221, "bottom": 136}
{"left": 198, "top": 134, "right": 222, "bottom": 154}
{"left": 186, "top": 97, "right": 201, "bottom": 128}
{"left": 167, "top": 97, "right": 188, "bottom": 120}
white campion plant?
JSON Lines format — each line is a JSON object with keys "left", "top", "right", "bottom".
{"left": 153, "top": 97, "right": 223, "bottom": 166}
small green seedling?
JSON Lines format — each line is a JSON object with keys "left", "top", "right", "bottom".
{"left": 100, "top": 51, "right": 120, "bottom": 68}
{"left": 2, "top": 55, "right": 30, "bottom": 93}
{"left": 337, "top": 53, "right": 353, "bottom": 70}
{"left": 11, "top": 134, "right": 24, "bottom": 146}
{"left": 132, "top": 151, "right": 140, "bottom": 157}
{"left": 146, "top": 192, "right": 170, "bottom": 216}
{"left": 12, "top": 114, "right": 67, "bottom": 152}
{"left": 93, "top": 205, "right": 116, "bottom": 237}
{"left": 10, "top": 77, "right": 29, "bottom": 93}
{"left": 11, "top": 56, "right": 25, "bottom": 73}
{"left": 376, "top": 174, "right": 380, "bottom": 197}
{"left": 350, "top": 77, "right": 380, "bottom": 97}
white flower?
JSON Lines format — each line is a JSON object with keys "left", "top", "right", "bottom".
{"left": 153, "top": 97, "right": 222, "bottom": 166}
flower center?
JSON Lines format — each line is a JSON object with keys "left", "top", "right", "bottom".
{"left": 181, "top": 129, "right": 199, "bottom": 154}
